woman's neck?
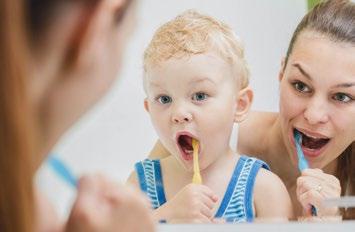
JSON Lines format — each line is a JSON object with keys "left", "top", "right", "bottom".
{"left": 264, "top": 116, "right": 300, "bottom": 187}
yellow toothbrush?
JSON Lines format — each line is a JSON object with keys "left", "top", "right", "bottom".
{"left": 192, "top": 139, "right": 202, "bottom": 184}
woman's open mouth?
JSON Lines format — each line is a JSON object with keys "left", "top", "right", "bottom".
{"left": 293, "top": 128, "right": 330, "bottom": 157}
{"left": 176, "top": 133, "right": 198, "bottom": 161}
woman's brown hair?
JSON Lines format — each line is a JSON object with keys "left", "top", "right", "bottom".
{"left": 0, "top": 0, "right": 35, "bottom": 231}
{"left": 284, "top": 0, "right": 355, "bottom": 219}
{"left": 1, "top": 0, "right": 134, "bottom": 231}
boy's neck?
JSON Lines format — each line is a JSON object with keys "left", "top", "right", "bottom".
{"left": 199, "top": 148, "right": 239, "bottom": 184}
{"left": 166, "top": 147, "right": 238, "bottom": 181}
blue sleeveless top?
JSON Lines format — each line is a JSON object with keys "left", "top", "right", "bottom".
{"left": 135, "top": 155, "right": 269, "bottom": 223}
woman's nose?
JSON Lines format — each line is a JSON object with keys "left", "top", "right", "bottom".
{"left": 303, "top": 96, "right": 330, "bottom": 125}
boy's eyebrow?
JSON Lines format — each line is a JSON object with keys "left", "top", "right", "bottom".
{"left": 292, "top": 63, "right": 355, "bottom": 89}
{"left": 148, "top": 82, "right": 161, "bottom": 87}
{"left": 292, "top": 63, "right": 312, "bottom": 80}
{"left": 189, "top": 77, "right": 217, "bottom": 85}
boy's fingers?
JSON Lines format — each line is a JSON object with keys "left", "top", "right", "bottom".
{"left": 199, "top": 185, "right": 218, "bottom": 202}
{"left": 201, "top": 194, "right": 216, "bottom": 210}
{"left": 200, "top": 203, "right": 214, "bottom": 219}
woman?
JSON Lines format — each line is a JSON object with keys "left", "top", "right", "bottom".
{"left": 149, "top": 0, "right": 355, "bottom": 220}
{"left": 238, "top": 0, "right": 354, "bottom": 220}
{"left": 0, "top": 0, "right": 154, "bottom": 231}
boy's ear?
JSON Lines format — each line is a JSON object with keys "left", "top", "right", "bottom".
{"left": 144, "top": 98, "right": 150, "bottom": 112}
{"left": 278, "top": 57, "right": 286, "bottom": 82}
{"left": 234, "top": 87, "right": 253, "bottom": 123}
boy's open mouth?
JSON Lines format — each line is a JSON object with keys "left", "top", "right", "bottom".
{"left": 177, "top": 134, "right": 195, "bottom": 160}
{"left": 294, "top": 129, "right": 330, "bottom": 150}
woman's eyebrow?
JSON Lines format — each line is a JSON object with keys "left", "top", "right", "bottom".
{"left": 333, "top": 82, "right": 355, "bottom": 88}
{"left": 292, "top": 63, "right": 312, "bottom": 80}
{"left": 292, "top": 63, "right": 355, "bottom": 88}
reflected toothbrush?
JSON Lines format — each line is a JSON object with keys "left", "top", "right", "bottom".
{"left": 47, "top": 155, "right": 77, "bottom": 188}
{"left": 192, "top": 139, "right": 202, "bottom": 184}
{"left": 294, "top": 130, "right": 317, "bottom": 216}
{"left": 294, "top": 130, "right": 309, "bottom": 171}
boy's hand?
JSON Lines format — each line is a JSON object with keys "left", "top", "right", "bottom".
{"left": 66, "top": 174, "right": 155, "bottom": 232}
{"left": 296, "top": 169, "right": 341, "bottom": 218}
{"left": 154, "top": 183, "right": 218, "bottom": 223}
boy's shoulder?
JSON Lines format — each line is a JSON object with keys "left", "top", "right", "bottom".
{"left": 252, "top": 165, "right": 293, "bottom": 218}
{"left": 126, "top": 158, "right": 160, "bottom": 187}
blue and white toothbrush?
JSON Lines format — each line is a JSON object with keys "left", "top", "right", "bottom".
{"left": 47, "top": 155, "right": 77, "bottom": 188}
{"left": 294, "top": 130, "right": 317, "bottom": 216}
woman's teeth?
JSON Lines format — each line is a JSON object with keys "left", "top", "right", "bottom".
{"left": 296, "top": 130, "right": 330, "bottom": 150}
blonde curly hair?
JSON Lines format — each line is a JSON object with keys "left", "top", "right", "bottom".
{"left": 143, "top": 10, "right": 250, "bottom": 89}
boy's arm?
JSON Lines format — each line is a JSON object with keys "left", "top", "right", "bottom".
{"left": 253, "top": 169, "right": 294, "bottom": 221}
{"left": 148, "top": 140, "right": 171, "bottom": 159}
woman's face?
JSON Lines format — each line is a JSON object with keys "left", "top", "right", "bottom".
{"left": 30, "top": 0, "right": 136, "bottom": 156}
{"left": 279, "top": 31, "right": 355, "bottom": 170}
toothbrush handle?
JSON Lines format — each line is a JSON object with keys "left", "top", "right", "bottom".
{"left": 311, "top": 205, "right": 317, "bottom": 216}
{"left": 48, "top": 156, "right": 77, "bottom": 188}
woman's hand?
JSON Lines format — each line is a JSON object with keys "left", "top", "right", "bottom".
{"left": 66, "top": 174, "right": 155, "bottom": 232}
{"left": 296, "top": 169, "right": 341, "bottom": 218}
{"left": 153, "top": 183, "right": 218, "bottom": 223}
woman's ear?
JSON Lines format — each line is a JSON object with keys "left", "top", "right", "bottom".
{"left": 144, "top": 98, "right": 150, "bottom": 112}
{"left": 234, "top": 87, "right": 253, "bottom": 123}
{"left": 279, "top": 57, "right": 286, "bottom": 82}
{"left": 65, "top": 0, "right": 128, "bottom": 70}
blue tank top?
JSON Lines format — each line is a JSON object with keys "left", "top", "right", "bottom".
{"left": 135, "top": 155, "right": 269, "bottom": 222}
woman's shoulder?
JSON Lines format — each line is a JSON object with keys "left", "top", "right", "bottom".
{"left": 242, "top": 111, "right": 278, "bottom": 128}
{"left": 237, "top": 111, "right": 278, "bottom": 156}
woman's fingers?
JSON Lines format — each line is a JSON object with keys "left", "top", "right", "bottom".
{"left": 297, "top": 170, "right": 341, "bottom": 217}
{"left": 67, "top": 174, "right": 155, "bottom": 232}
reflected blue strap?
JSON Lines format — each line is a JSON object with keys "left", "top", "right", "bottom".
{"left": 47, "top": 155, "right": 77, "bottom": 188}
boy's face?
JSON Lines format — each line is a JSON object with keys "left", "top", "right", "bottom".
{"left": 144, "top": 53, "right": 240, "bottom": 171}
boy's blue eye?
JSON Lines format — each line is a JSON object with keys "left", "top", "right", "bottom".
{"left": 157, "top": 95, "right": 172, "bottom": 104}
{"left": 292, "top": 81, "right": 311, "bottom": 93}
{"left": 192, "top": 92, "right": 208, "bottom": 101}
{"left": 333, "top": 93, "right": 352, "bottom": 103}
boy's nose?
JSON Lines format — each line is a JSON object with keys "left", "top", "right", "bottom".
{"left": 173, "top": 116, "right": 192, "bottom": 123}
{"left": 303, "top": 96, "right": 330, "bottom": 125}
{"left": 171, "top": 105, "right": 193, "bottom": 124}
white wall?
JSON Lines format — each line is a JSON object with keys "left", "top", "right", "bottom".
{"left": 37, "top": 0, "right": 307, "bottom": 218}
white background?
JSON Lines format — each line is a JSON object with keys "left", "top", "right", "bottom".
{"left": 37, "top": 0, "right": 307, "bottom": 218}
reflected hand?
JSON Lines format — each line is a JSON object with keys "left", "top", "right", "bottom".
{"left": 66, "top": 174, "right": 155, "bottom": 232}
{"left": 296, "top": 169, "right": 341, "bottom": 218}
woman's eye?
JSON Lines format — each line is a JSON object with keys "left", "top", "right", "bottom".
{"left": 192, "top": 92, "right": 208, "bottom": 101}
{"left": 293, "top": 81, "right": 311, "bottom": 93}
{"left": 333, "top": 93, "right": 353, "bottom": 103}
{"left": 157, "top": 95, "right": 172, "bottom": 104}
